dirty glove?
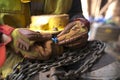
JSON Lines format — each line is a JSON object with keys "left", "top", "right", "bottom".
{"left": 11, "top": 28, "right": 63, "bottom": 60}
{"left": 57, "top": 18, "right": 90, "bottom": 48}
{"left": 28, "top": 40, "right": 63, "bottom": 60}
{"left": 11, "top": 39, "right": 63, "bottom": 60}
{"left": 17, "top": 40, "right": 53, "bottom": 60}
{"left": 11, "top": 28, "right": 52, "bottom": 51}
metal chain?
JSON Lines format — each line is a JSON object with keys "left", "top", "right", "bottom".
{"left": 6, "top": 40, "right": 105, "bottom": 80}
{"left": 59, "top": 40, "right": 105, "bottom": 80}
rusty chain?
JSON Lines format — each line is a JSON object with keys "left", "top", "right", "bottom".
{"left": 6, "top": 40, "right": 105, "bottom": 80}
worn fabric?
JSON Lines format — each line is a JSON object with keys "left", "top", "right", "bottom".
{"left": 44, "top": 0, "right": 72, "bottom": 14}
{"left": 30, "top": 0, "right": 72, "bottom": 15}
{"left": 0, "top": 25, "right": 14, "bottom": 36}
{"left": 0, "top": 0, "right": 83, "bottom": 79}
{"left": 57, "top": 18, "right": 89, "bottom": 49}
{"left": 0, "top": 25, "right": 14, "bottom": 68}
{"left": 0, "top": 49, "right": 23, "bottom": 78}
{"left": 0, "top": 0, "right": 31, "bottom": 28}
{"left": 11, "top": 28, "right": 63, "bottom": 60}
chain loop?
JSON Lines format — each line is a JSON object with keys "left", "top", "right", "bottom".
{"left": 6, "top": 40, "right": 105, "bottom": 80}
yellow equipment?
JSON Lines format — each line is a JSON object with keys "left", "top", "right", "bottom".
{"left": 30, "top": 14, "right": 69, "bottom": 34}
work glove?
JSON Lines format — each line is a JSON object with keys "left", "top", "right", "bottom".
{"left": 17, "top": 40, "right": 53, "bottom": 60}
{"left": 57, "top": 18, "right": 90, "bottom": 49}
{"left": 11, "top": 28, "right": 63, "bottom": 60}
{"left": 11, "top": 28, "right": 52, "bottom": 51}
{"left": 30, "top": 40, "right": 63, "bottom": 60}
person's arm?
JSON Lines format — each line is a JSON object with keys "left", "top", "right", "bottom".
{"left": 0, "top": 25, "right": 53, "bottom": 67}
{"left": 0, "top": 25, "right": 14, "bottom": 67}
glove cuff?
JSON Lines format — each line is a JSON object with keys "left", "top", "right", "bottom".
{"left": 73, "top": 18, "right": 90, "bottom": 31}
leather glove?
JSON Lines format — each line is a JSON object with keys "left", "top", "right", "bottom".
{"left": 11, "top": 39, "right": 63, "bottom": 60}
{"left": 11, "top": 28, "right": 62, "bottom": 60}
{"left": 11, "top": 28, "right": 52, "bottom": 51}
{"left": 29, "top": 40, "right": 63, "bottom": 60}
{"left": 57, "top": 18, "right": 90, "bottom": 48}
{"left": 19, "top": 40, "right": 53, "bottom": 60}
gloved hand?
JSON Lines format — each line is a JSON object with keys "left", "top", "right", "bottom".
{"left": 11, "top": 28, "right": 63, "bottom": 60}
{"left": 18, "top": 40, "right": 53, "bottom": 60}
{"left": 57, "top": 18, "right": 90, "bottom": 48}
{"left": 11, "top": 28, "right": 52, "bottom": 51}
{"left": 28, "top": 40, "right": 63, "bottom": 60}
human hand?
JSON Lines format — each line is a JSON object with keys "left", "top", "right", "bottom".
{"left": 11, "top": 28, "right": 52, "bottom": 51}
{"left": 18, "top": 40, "right": 53, "bottom": 60}
{"left": 57, "top": 18, "right": 90, "bottom": 48}
{"left": 16, "top": 40, "right": 63, "bottom": 60}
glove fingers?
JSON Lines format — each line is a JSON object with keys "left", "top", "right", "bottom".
{"left": 57, "top": 21, "right": 87, "bottom": 42}
{"left": 58, "top": 30, "right": 82, "bottom": 42}
{"left": 58, "top": 32, "right": 87, "bottom": 45}
{"left": 17, "top": 39, "right": 30, "bottom": 51}
{"left": 18, "top": 28, "right": 52, "bottom": 41}
{"left": 41, "top": 34, "right": 52, "bottom": 41}
{"left": 36, "top": 45, "right": 45, "bottom": 59}
{"left": 34, "top": 41, "right": 52, "bottom": 60}
{"left": 78, "top": 18, "right": 90, "bottom": 31}
{"left": 57, "top": 22, "right": 76, "bottom": 37}
{"left": 57, "top": 25, "right": 81, "bottom": 42}
{"left": 43, "top": 41, "right": 52, "bottom": 57}
{"left": 27, "top": 32, "right": 42, "bottom": 41}
{"left": 26, "top": 33, "right": 52, "bottom": 41}
{"left": 65, "top": 40, "right": 87, "bottom": 49}
{"left": 18, "top": 29, "right": 42, "bottom": 41}
{"left": 65, "top": 34, "right": 88, "bottom": 48}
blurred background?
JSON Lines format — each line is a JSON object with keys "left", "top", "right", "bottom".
{"left": 80, "top": 0, "right": 120, "bottom": 56}
{"left": 81, "top": 0, "right": 120, "bottom": 45}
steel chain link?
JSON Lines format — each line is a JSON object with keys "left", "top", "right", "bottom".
{"left": 6, "top": 40, "right": 105, "bottom": 80}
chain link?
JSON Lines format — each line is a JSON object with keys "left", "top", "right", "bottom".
{"left": 6, "top": 40, "right": 105, "bottom": 80}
